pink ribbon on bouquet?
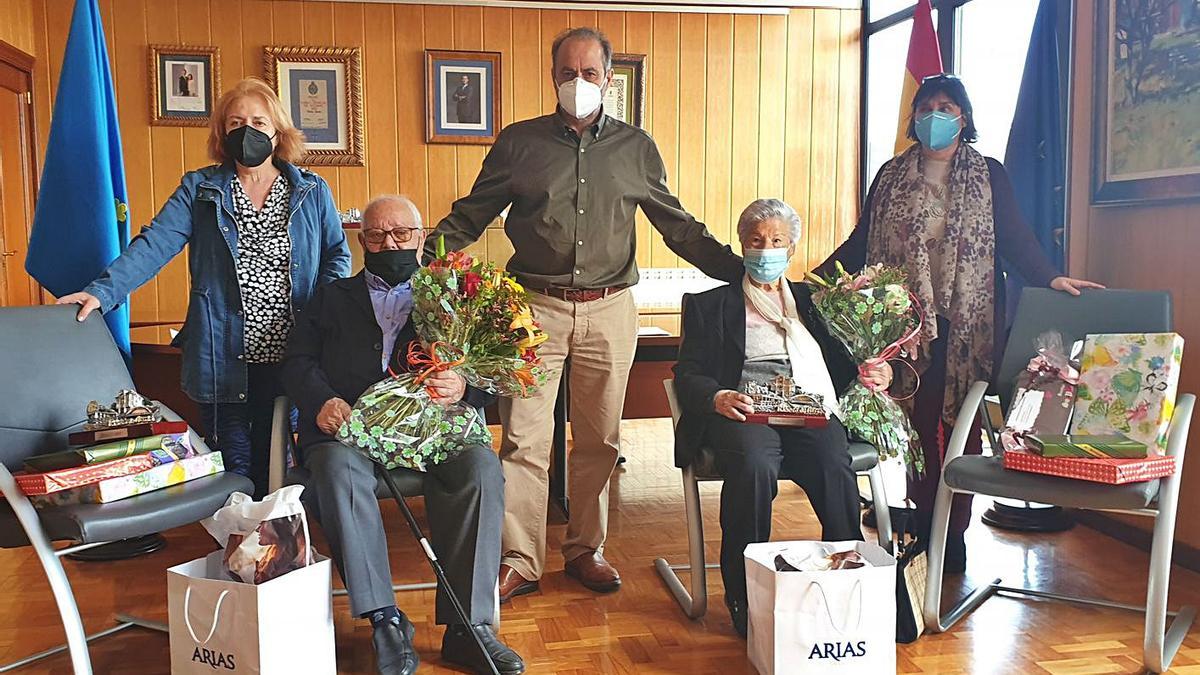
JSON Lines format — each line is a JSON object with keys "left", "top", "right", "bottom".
{"left": 857, "top": 292, "right": 926, "bottom": 401}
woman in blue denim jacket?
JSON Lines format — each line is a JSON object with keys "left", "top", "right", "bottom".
{"left": 59, "top": 78, "right": 351, "bottom": 494}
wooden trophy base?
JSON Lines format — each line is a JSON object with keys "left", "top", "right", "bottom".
{"left": 743, "top": 413, "right": 829, "bottom": 428}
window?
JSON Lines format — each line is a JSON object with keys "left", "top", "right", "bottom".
{"left": 956, "top": 0, "right": 1040, "bottom": 161}
{"left": 863, "top": 0, "right": 1044, "bottom": 186}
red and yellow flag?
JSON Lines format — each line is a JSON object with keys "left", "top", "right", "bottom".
{"left": 895, "top": 0, "right": 944, "bottom": 154}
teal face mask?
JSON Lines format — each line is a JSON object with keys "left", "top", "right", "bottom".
{"left": 743, "top": 247, "right": 790, "bottom": 283}
{"left": 914, "top": 111, "right": 962, "bottom": 151}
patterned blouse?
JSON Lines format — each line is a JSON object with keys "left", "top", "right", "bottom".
{"left": 231, "top": 174, "right": 293, "bottom": 363}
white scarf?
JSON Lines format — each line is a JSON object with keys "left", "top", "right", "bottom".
{"left": 742, "top": 277, "right": 842, "bottom": 418}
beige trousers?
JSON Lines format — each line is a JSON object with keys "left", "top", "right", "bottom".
{"left": 499, "top": 289, "right": 638, "bottom": 580}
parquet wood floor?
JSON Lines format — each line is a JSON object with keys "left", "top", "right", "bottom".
{"left": 4, "top": 418, "right": 1200, "bottom": 673}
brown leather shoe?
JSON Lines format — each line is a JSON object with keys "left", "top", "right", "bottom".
{"left": 498, "top": 564, "right": 539, "bottom": 604}
{"left": 564, "top": 551, "right": 622, "bottom": 593}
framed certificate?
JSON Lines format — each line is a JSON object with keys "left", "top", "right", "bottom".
{"left": 605, "top": 53, "right": 646, "bottom": 128}
{"left": 263, "top": 46, "right": 365, "bottom": 166}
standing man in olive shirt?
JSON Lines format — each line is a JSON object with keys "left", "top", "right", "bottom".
{"left": 427, "top": 27, "right": 742, "bottom": 602}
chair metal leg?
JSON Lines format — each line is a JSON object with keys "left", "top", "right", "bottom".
{"left": 269, "top": 395, "right": 291, "bottom": 493}
{"left": 0, "top": 464, "right": 93, "bottom": 674}
{"left": 1144, "top": 394, "right": 1195, "bottom": 673}
{"left": 654, "top": 466, "right": 709, "bottom": 619}
{"left": 865, "top": 464, "right": 893, "bottom": 553}
{"left": 923, "top": 382, "right": 1000, "bottom": 633}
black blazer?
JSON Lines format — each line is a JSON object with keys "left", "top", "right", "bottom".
{"left": 670, "top": 275, "right": 857, "bottom": 468}
{"left": 282, "top": 271, "right": 494, "bottom": 449}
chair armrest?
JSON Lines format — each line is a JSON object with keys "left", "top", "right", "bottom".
{"left": 1165, "top": 394, "right": 1195, "bottom": 463}
{"left": 942, "top": 381, "right": 990, "bottom": 469}
{"left": 269, "top": 396, "right": 292, "bottom": 493}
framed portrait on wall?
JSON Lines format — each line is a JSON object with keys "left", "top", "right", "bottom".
{"left": 263, "top": 46, "right": 365, "bottom": 166}
{"left": 425, "top": 50, "right": 502, "bottom": 145}
{"left": 1092, "top": 1, "right": 1200, "bottom": 205}
{"left": 604, "top": 53, "right": 646, "bottom": 128}
{"left": 149, "top": 44, "right": 219, "bottom": 127}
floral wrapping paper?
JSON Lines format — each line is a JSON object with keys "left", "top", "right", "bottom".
{"left": 1070, "top": 333, "right": 1184, "bottom": 453}
{"left": 1003, "top": 448, "right": 1176, "bottom": 485}
{"left": 29, "top": 452, "right": 224, "bottom": 507}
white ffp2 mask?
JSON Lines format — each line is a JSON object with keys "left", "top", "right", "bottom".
{"left": 557, "top": 78, "right": 603, "bottom": 119}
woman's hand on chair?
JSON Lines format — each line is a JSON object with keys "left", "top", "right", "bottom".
{"left": 714, "top": 389, "right": 755, "bottom": 422}
{"left": 1050, "top": 276, "right": 1105, "bottom": 296}
{"left": 56, "top": 291, "right": 101, "bottom": 321}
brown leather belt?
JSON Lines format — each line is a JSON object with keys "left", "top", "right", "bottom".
{"left": 534, "top": 286, "right": 625, "bottom": 302}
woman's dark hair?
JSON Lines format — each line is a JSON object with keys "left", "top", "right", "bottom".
{"left": 905, "top": 74, "right": 979, "bottom": 143}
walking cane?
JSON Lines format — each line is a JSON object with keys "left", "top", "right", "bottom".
{"left": 375, "top": 465, "right": 501, "bottom": 675}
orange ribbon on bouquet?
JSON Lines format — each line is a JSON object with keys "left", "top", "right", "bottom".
{"left": 389, "top": 340, "right": 467, "bottom": 397}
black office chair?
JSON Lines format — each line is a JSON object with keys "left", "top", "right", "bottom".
{"left": 924, "top": 288, "right": 1195, "bottom": 673}
{"left": 655, "top": 379, "right": 894, "bottom": 619}
{"left": 0, "top": 305, "right": 253, "bottom": 673}
{"left": 267, "top": 396, "right": 500, "bottom": 625}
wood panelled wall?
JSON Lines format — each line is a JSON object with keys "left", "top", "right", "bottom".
{"left": 22, "top": 0, "right": 860, "bottom": 341}
{"left": 0, "top": 0, "right": 35, "bottom": 56}
{"left": 1067, "top": 2, "right": 1200, "bottom": 551}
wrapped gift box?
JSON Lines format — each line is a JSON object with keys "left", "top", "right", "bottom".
{"left": 16, "top": 454, "right": 160, "bottom": 496}
{"left": 1028, "top": 433, "right": 1147, "bottom": 459}
{"left": 1070, "top": 333, "right": 1184, "bottom": 453}
{"left": 24, "top": 433, "right": 193, "bottom": 473}
{"left": 29, "top": 452, "right": 224, "bottom": 507}
{"left": 1006, "top": 373, "right": 1076, "bottom": 436}
{"left": 1003, "top": 448, "right": 1176, "bottom": 485}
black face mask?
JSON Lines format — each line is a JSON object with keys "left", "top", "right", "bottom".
{"left": 223, "top": 125, "right": 275, "bottom": 168}
{"left": 364, "top": 249, "right": 420, "bottom": 287}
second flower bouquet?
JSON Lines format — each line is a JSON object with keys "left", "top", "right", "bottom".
{"left": 338, "top": 237, "right": 551, "bottom": 471}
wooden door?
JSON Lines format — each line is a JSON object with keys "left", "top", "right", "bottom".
{"left": 0, "top": 41, "right": 39, "bottom": 307}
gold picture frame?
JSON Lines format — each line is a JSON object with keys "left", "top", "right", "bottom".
{"left": 149, "top": 44, "right": 220, "bottom": 127}
{"left": 263, "top": 46, "right": 365, "bottom": 166}
{"left": 606, "top": 53, "right": 646, "bottom": 128}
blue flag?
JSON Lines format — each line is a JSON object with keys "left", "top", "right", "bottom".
{"left": 1005, "top": 0, "right": 1065, "bottom": 269}
{"left": 1003, "top": 0, "right": 1065, "bottom": 328}
{"left": 25, "top": 0, "right": 130, "bottom": 358}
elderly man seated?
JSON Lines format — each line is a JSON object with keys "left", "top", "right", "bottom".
{"left": 281, "top": 195, "right": 524, "bottom": 675}
{"left": 671, "top": 199, "right": 892, "bottom": 638}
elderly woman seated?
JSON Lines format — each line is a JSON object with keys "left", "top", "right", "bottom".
{"left": 671, "top": 198, "right": 892, "bottom": 637}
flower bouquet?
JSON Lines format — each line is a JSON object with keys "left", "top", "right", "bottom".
{"left": 805, "top": 262, "right": 926, "bottom": 476}
{"left": 337, "top": 237, "right": 550, "bottom": 471}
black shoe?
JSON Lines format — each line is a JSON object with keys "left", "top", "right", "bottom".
{"left": 728, "top": 600, "right": 748, "bottom": 639}
{"left": 372, "top": 612, "right": 419, "bottom": 675}
{"left": 945, "top": 534, "right": 967, "bottom": 574}
{"left": 442, "top": 623, "right": 526, "bottom": 675}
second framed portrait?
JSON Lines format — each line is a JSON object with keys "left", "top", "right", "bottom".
{"left": 425, "top": 50, "right": 502, "bottom": 145}
{"left": 605, "top": 53, "right": 645, "bottom": 128}
{"left": 149, "top": 44, "right": 220, "bottom": 126}
{"left": 263, "top": 46, "right": 365, "bottom": 166}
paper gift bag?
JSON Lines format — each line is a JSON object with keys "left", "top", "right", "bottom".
{"left": 168, "top": 551, "right": 336, "bottom": 674}
{"left": 1071, "top": 333, "right": 1184, "bottom": 453}
{"left": 745, "top": 541, "right": 897, "bottom": 675}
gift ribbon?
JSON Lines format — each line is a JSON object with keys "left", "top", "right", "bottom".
{"left": 1026, "top": 354, "right": 1079, "bottom": 385}
{"left": 390, "top": 340, "right": 467, "bottom": 397}
{"left": 858, "top": 291, "right": 925, "bottom": 402}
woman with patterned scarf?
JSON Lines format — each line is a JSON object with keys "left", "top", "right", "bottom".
{"left": 819, "top": 74, "right": 1102, "bottom": 572}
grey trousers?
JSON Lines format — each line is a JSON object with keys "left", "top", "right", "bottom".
{"left": 301, "top": 441, "right": 503, "bottom": 625}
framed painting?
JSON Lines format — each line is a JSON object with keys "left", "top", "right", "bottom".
{"left": 1092, "top": 0, "right": 1200, "bottom": 205}
{"left": 149, "top": 44, "right": 219, "bottom": 127}
{"left": 425, "top": 50, "right": 502, "bottom": 145}
{"left": 263, "top": 46, "right": 365, "bottom": 166}
{"left": 604, "top": 53, "right": 646, "bottom": 128}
